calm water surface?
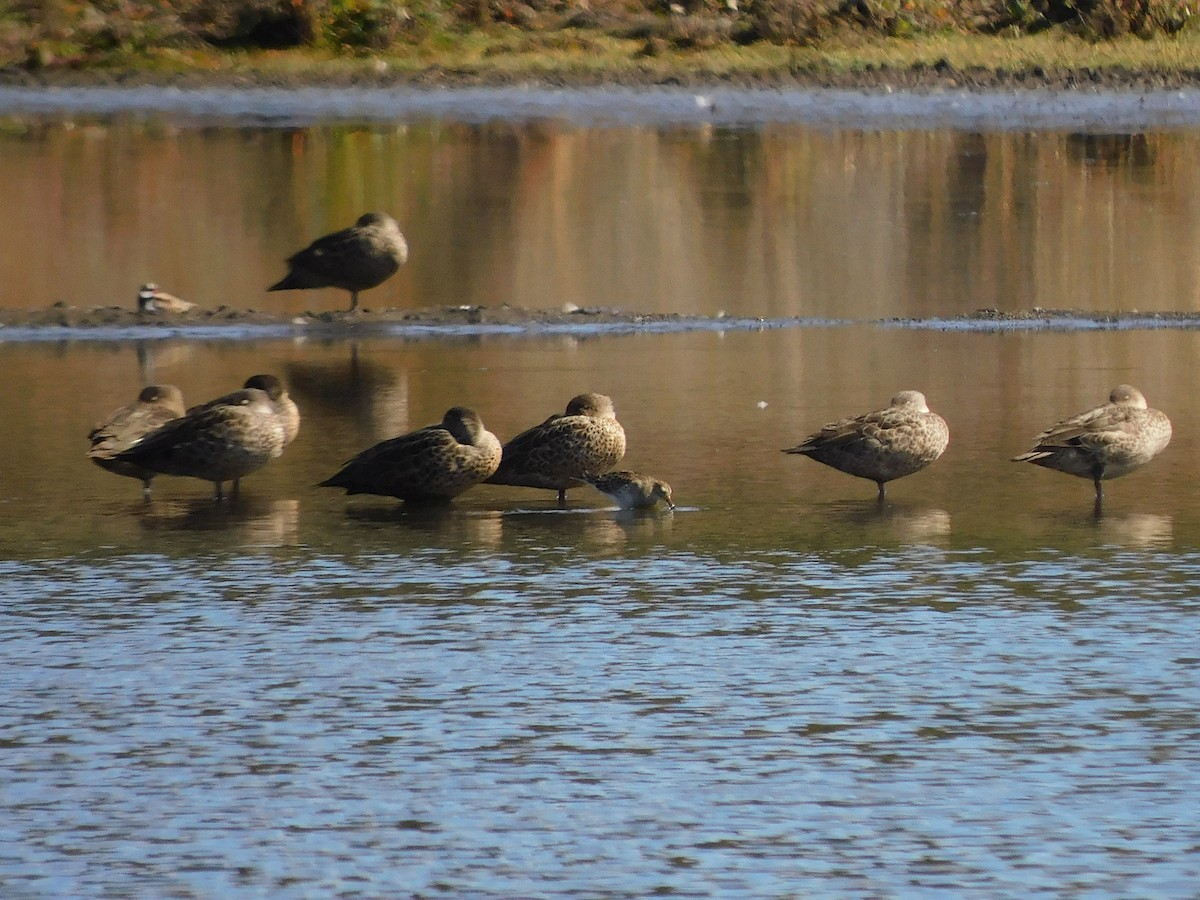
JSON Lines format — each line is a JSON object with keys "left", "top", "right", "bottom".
{"left": 3, "top": 88, "right": 1200, "bottom": 897}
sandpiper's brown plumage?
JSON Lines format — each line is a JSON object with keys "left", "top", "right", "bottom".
{"left": 88, "top": 384, "right": 186, "bottom": 500}
{"left": 486, "top": 393, "right": 626, "bottom": 503}
{"left": 320, "top": 407, "right": 502, "bottom": 502}
{"left": 784, "top": 390, "right": 950, "bottom": 501}
{"left": 137, "top": 283, "right": 195, "bottom": 314}
{"left": 1012, "top": 384, "right": 1172, "bottom": 503}
{"left": 268, "top": 212, "right": 408, "bottom": 311}
{"left": 584, "top": 470, "right": 674, "bottom": 510}
{"left": 117, "top": 375, "right": 299, "bottom": 501}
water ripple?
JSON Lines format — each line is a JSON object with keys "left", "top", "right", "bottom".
{"left": 2, "top": 547, "right": 1198, "bottom": 896}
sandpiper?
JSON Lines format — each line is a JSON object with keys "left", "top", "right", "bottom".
{"left": 584, "top": 470, "right": 674, "bottom": 510}
{"left": 137, "top": 283, "right": 195, "bottom": 314}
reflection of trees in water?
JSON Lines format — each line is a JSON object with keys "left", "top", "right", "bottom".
{"left": 11, "top": 117, "right": 1200, "bottom": 325}
{"left": 1065, "top": 132, "right": 1156, "bottom": 172}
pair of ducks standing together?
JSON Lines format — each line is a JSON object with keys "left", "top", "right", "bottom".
{"left": 783, "top": 383, "right": 1172, "bottom": 507}
{"left": 114, "top": 212, "right": 1171, "bottom": 509}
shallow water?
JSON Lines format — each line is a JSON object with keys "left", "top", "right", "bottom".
{"left": 3, "top": 88, "right": 1200, "bottom": 897}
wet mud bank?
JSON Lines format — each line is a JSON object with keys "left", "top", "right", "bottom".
{"left": 4, "top": 303, "right": 1200, "bottom": 342}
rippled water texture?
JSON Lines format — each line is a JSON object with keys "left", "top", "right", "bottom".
{"left": 3, "top": 89, "right": 1200, "bottom": 897}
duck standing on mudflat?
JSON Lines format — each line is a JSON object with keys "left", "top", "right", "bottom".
{"left": 320, "top": 407, "right": 502, "bottom": 502}
{"left": 584, "top": 470, "right": 674, "bottom": 510}
{"left": 1012, "top": 384, "right": 1171, "bottom": 504}
{"left": 486, "top": 393, "right": 626, "bottom": 504}
{"left": 783, "top": 390, "right": 950, "bottom": 502}
{"left": 88, "top": 384, "right": 187, "bottom": 500}
{"left": 116, "top": 374, "right": 300, "bottom": 501}
{"left": 268, "top": 212, "right": 408, "bottom": 312}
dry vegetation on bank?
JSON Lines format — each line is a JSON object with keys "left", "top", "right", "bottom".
{"left": 2, "top": 0, "right": 1200, "bottom": 87}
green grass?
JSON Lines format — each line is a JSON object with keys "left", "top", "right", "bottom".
{"left": 8, "top": 26, "right": 1200, "bottom": 85}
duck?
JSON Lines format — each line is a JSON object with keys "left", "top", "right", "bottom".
{"left": 486, "top": 393, "right": 626, "bottom": 503}
{"left": 783, "top": 390, "right": 949, "bottom": 501}
{"left": 268, "top": 212, "right": 408, "bottom": 311}
{"left": 320, "top": 407, "right": 502, "bottom": 502}
{"left": 584, "top": 470, "right": 674, "bottom": 510}
{"left": 137, "top": 283, "right": 195, "bottom": 314}
{"left": 117, "top": 374, "right": 299, "bottom": 501}
{"left": 88, "top": 384, "right": 186, "bottom": 500}
{"left": 1012, "top": 384, "right": 1171, "bottom": 504}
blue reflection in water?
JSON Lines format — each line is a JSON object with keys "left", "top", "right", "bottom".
{"left": 2, "top": 548, "right": 1199, "bottom": 896}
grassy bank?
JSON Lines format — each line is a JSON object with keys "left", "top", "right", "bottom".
{"left": 3, "top": 1, "right": 1200, "bottom": 88}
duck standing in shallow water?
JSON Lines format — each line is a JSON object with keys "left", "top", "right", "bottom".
{"left": 116, "top": 375, "right": 299, "bottom": 501}
{"left": 584, "top": 470, "right": 675, "bottom": 510}
{"left": 784, "top": 390, "right": 949, "bottom": 502}
{"left": 1013, "top": 384, "right": 1171, "bottom": 505}
{"left": 320, "top": 407, "right": 502, "bottom": 502}
{"left": 268, "top": 212, "right": 408, "bottom": 312}
{"left": 486, "top": 393, "right": 626, "bottom": 504}
{"left": 88, "top": 384, "right": 186, "bottom": 500}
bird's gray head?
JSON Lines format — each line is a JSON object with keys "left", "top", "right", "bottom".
{"left": 890, "top": 390, "right": 930, "bottom": 412}
{"left": 1109, "top": 384, "right": 1148, "bottom": 409}
{"left": 243, "top": 374, "right": 285, "bottom": 401}
{"left": 565, "top": 393, "right": 616, "bottom": 419}
{"left": 137, "top": 384, "right": 184, "bottom": 408}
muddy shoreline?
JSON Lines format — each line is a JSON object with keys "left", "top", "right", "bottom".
{"left": 4, "top": 58, "right": 1200, "bottom": 93}
{"left": 4, "top": 302, "right": 1200, "bottom": 341}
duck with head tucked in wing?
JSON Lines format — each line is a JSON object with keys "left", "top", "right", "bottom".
{"left": 1013, "top": 384, "right": 1171, "bottom": 505}
{"left": 320, "top": 406, "right": 502, "bottom": 503}
{"left": 486, "top": 393, "right": 626, "bottom": 504}
{"left": 88, "top": 384, "right": 187, "bottom": 500}
{"left": 784, "top": 390, "right": 949, "bottom": 502}
{"left": 117, "top": 374, "right": 299, "bottom": 501}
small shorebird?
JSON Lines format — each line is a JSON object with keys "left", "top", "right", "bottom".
{"left": 1012, "top": 384, "right": 1171, "bottom": 504}
{"left": 88, "top": 384, "right": 186, "bottom": 500}
{"left": 784, "top": 390, "right": 950, "bottom": 501}
{"left": 584, "top": 470, "right": 675, "bottom": 510}
{"left": 137, "top": 283, "right": 195, "bottom": 314}
{"left": 320, "top": 407, "right": 502, "bottom": 502}
{"left": 268, "top": 212, "right": 408, "bottom": 311}
{"left": 486, "top": 393, "right": 626, "bottom": 504}
{"left": 117, "top": 374, "right": 300, "bottom": 501}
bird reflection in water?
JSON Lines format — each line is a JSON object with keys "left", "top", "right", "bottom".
{"left": 820, "top": 501, "right": 952, "bottom": 546}
{"left": 285, "top": 344, "right": 409, "bottom": 441}
{"left": 138, "top": 497, "right": 301, "bottom": 546}
{"left": 342, "top": 503, "right": 505, "bottom": 547}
